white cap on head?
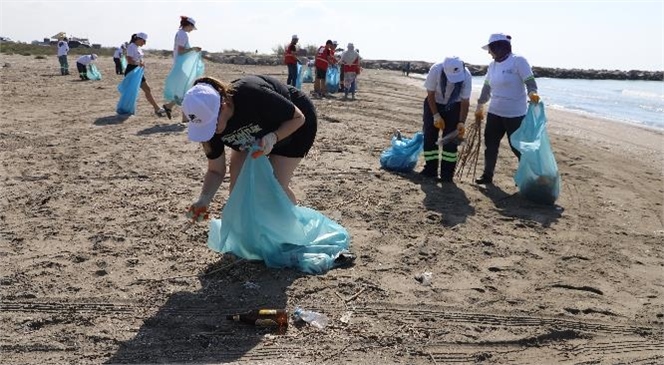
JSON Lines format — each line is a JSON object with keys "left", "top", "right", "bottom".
{"left": 136, "top": 32, "right": 148, "bottom": 41}
{"left": 186, "top": 17, "right": 197, "bottom": 29}
{"left": 482, "top": 33, "right": 510, "bottom": 50}
{"left": 182, "top": 84, "right": 222, "bottom": 142}
{"left": 442, "top": 56, "right": 465, "bottom": 83}
{"left": 91, "top": 53, "right": 98, "bottom": 60}
{"left": 292, "top": 34, "right": 298, "bottom": 39}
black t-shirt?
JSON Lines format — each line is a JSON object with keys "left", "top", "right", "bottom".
{"left": 202, "top": 75, "right": 296, "bottom": 159}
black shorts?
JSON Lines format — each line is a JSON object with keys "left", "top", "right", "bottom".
{"left": 124, "top": 64, "right": 146, "bottom": 83}
{"left": 271, "top": 87, "right": 317, "bottom": 158}
{"left": 315, "top": 67, "right": 327, "bottom": 80}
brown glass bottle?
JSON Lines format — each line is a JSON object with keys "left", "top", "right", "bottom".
{"left": 226, "top": 309, "right": 289, "bottom": 328}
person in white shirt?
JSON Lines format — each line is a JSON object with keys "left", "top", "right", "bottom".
{"left": 112, "top": 43, "right": 127, "bottom": 75}
{"left": 124, "top": 32, "right": 166, "bottom": 117}
{"left": 162, "top": 16, "right": 201, "bottom": 121}
{"left": 75, "top": 53, "right": 97, "bottom": 81}
{"left": 57, "top": 37, "right": 70, "bottom": 76}
{"left": 421, "top": 56, "right": 472, "bottom": 182}
{"left": 474, "top": 33, "right": 540, "bottom": 185}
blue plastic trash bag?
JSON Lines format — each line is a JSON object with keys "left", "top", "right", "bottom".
{"left": 295, "top": 63, "right": 303, "bottom": 90}
{"left": 116, "top": 67, "right": 144, "bottom": 115}
{"left": 380, "top": 131, "right": 424, "bottom": 172}
{"left": 326, "top": 66, "right": 340, "bottom": 93}
{"left": 87, "top": 64, "right": 102, "bottom": 80}
{"left": 510, "top": 102, "right": 561, "bottom": 205}
{"left": 208, "top": 149, "right": 352, "bottom": 275}
{"left": 303, "top": 66, "right": 314, "bottom": 83}
{"left": 120, "top": 56, "right": 127, "bottom": 73}
{"left": 163, "top": 51, "right": 205, "bottom": 106}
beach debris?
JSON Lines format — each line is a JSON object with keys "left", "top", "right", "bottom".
{"left": 456, "top": 114, "right": 483, "bottom": 181}
{"left": 415, "top": 272, "right": 432, "bottom": 286}
{"left": 3, "top": 63, "right": 10, "bottom": 68}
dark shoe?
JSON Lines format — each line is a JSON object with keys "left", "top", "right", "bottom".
{"left": 162, "top": 105, "right": 172, "bottom": 120}
{"left": 475, "top": 175, "right": 493, "bottom": 184}
{"left": 419, "top": 168, "right": 438, "bottom": 179}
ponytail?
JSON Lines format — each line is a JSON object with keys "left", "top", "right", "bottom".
{"left": 193, "top": 77, "right": 234, "bottom": 99}
{"left": 129, "top": 34, "right": 138, "bottom": 44}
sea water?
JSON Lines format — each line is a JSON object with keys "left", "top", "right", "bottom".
{"left": 473, "top": 77, "right": 664, "bottom": 130}
{"left": 415, "top": 74, "right": 664, "bottom": 130}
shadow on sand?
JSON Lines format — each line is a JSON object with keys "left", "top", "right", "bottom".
{"left": 136, "top": 123, "right": 186, "bottom": 136}
{"left": 476, "top": 184, "right": 563, "bottom": 228}
{"left": 93, "top": 114, "right": 131, "bottom": 126}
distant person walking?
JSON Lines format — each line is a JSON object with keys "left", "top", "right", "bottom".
{"left": 474, "top": 33, "right": 540, "bottom": 185}
{"left": 284, "top": 34, "right": 300, "bottom": 87}
{"left": 403, "top": 62, "right": 411, "bottom": 76}
{"left": 340, "top": 43, "right": 361, "bottom": 100}
{"left": 75, "top": 53, "right": 97, "bottom": 80}
{"left": 420, "top": 57, "right": 472, "bottom": 182}
{"left": 125, "top": 32, "right": 167, "bottom": 117}
{"left": 112, "top": 43, "right": 127, "bottom": 75}
{"left": 162, "top": 16, "right": 202, "bottom": 121}
{"left": 313, "top": 40, "right": 337, "bottom": 98}
{"left": 57, "top": 37, "right": 69, "bottom": 76}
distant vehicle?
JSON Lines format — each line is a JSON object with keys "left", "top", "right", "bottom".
{"left": 0, "top": 36, "right": 13, "bottom": 43}
{"left": 68, "top": 39, "right": 91, "bottom": 48}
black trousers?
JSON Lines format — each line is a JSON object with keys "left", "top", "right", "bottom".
{"left": 113, "top": 58, "right": 123, "bottom": 74}
{"left": 286, "top": 63, "right": 298, "bottom": 87}
{"left": 76, "top": 62, "right": 88, "bottom": 79}
{"left": 422, "top": 99, "right": 461, "bottom": 179}
{"left": 482, "top": 113, "right": 524, "bottom": 179}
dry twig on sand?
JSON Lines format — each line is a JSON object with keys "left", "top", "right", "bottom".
{"left": 456, "top": 115, "right": 483, "bottom": 181}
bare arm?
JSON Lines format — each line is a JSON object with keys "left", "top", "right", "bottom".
{"left": 273, "top": 107, "right": 305, "bottom": 142}
{"left": 426, "top": 90, "right": 439, "bottom": 117}
{"left": 196, "top": 152, "right": 227, "bottom": 207}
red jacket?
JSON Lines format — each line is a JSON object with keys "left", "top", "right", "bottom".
{"left": 343, "top": 55, "right": 360, "bottom": 73}
{"left": 315, "top": 46, "right": 335, "bottom": 70}
{"left": 284, "top": 43, "right": 298, "bottom": 65}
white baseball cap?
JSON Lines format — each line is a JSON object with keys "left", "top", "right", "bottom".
{"left": 136, "top": 32, "right": 148, "bottom": 41}
{"left": 91, "top": 53, "right": 98, "bottom": 60}
{"left": 186, "top": 17, "right": 197, "bottom": 29}
{"left": 442, "top": 57, "right": 465, "bottom": 83}
{"left": 482, "top": 33, "right": 511, "bottom": 50}
{"left": 182, "top": 84, "right": 221, "bottom": 142}
{"left": 292, "top": 34, "right": 298, "bottom": 39}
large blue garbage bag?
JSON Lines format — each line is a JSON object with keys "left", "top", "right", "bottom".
{"left": 208, "top": 149, "right": 352, "bottom": 275}
{"left": 116, "top": 67, "right": 144, "bottom": 115}
{"left": 302, "top": 66, "right": 314, "bottom": 83}
{"left": 295, "top": 63, "right": 303, "bottom": 90}
{"left": 326, "top": 66, "right": 340, "bottom": 93}
{"left": 510, "top": 102, "right": 561, "bottom": 205}
{"left": 163, "top": 51, "right": 205, "bottom": 105}
{"left": 380, "top": 132, "right": 424, "bottom": 172}
{"left": 87, "top": 64, "right": 102, "bottom": 80}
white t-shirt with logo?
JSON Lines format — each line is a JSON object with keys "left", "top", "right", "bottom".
{"left": 76, "top": 55, "right": 95, "bottom": 66}
{"left": 57, "top": 41, "right": 69, "bottom": 57}
{"left": 126, "top": 43, "right": 144, "bottom": 63}
{"left": 173, "top": 29, "right": 189, "bottom": 60}
{"left": 424, "top": 62, "right": 472, "bottom": 105}
{"left": 485, "top": 54, "right": 534, "bottom": 117}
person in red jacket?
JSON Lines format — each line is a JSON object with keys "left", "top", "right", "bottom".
{"left": 313, "top": 40, "right": 337, "bottom": 97}
{"left": 284, "top": 34, "right": 300, "bottom": 87}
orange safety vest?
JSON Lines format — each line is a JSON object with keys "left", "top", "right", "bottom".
{"left": 284, "top": 43, "right": 298, "bottom": 65}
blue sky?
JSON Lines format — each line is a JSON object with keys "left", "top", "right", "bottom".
{"left": 1, "top": 0, "right": 663, "bottom": 71}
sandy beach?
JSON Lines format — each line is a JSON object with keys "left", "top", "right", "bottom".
{"left": 1, "top": 53, "right": 663, "bottom": 364}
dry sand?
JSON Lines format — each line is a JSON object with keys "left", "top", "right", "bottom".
{"left": 1, "top": 53, "right": 663, "bottom": 364}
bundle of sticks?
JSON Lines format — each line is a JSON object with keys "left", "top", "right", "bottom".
{"left": 455, "top": 115, "right": 483, "bottom": 181}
